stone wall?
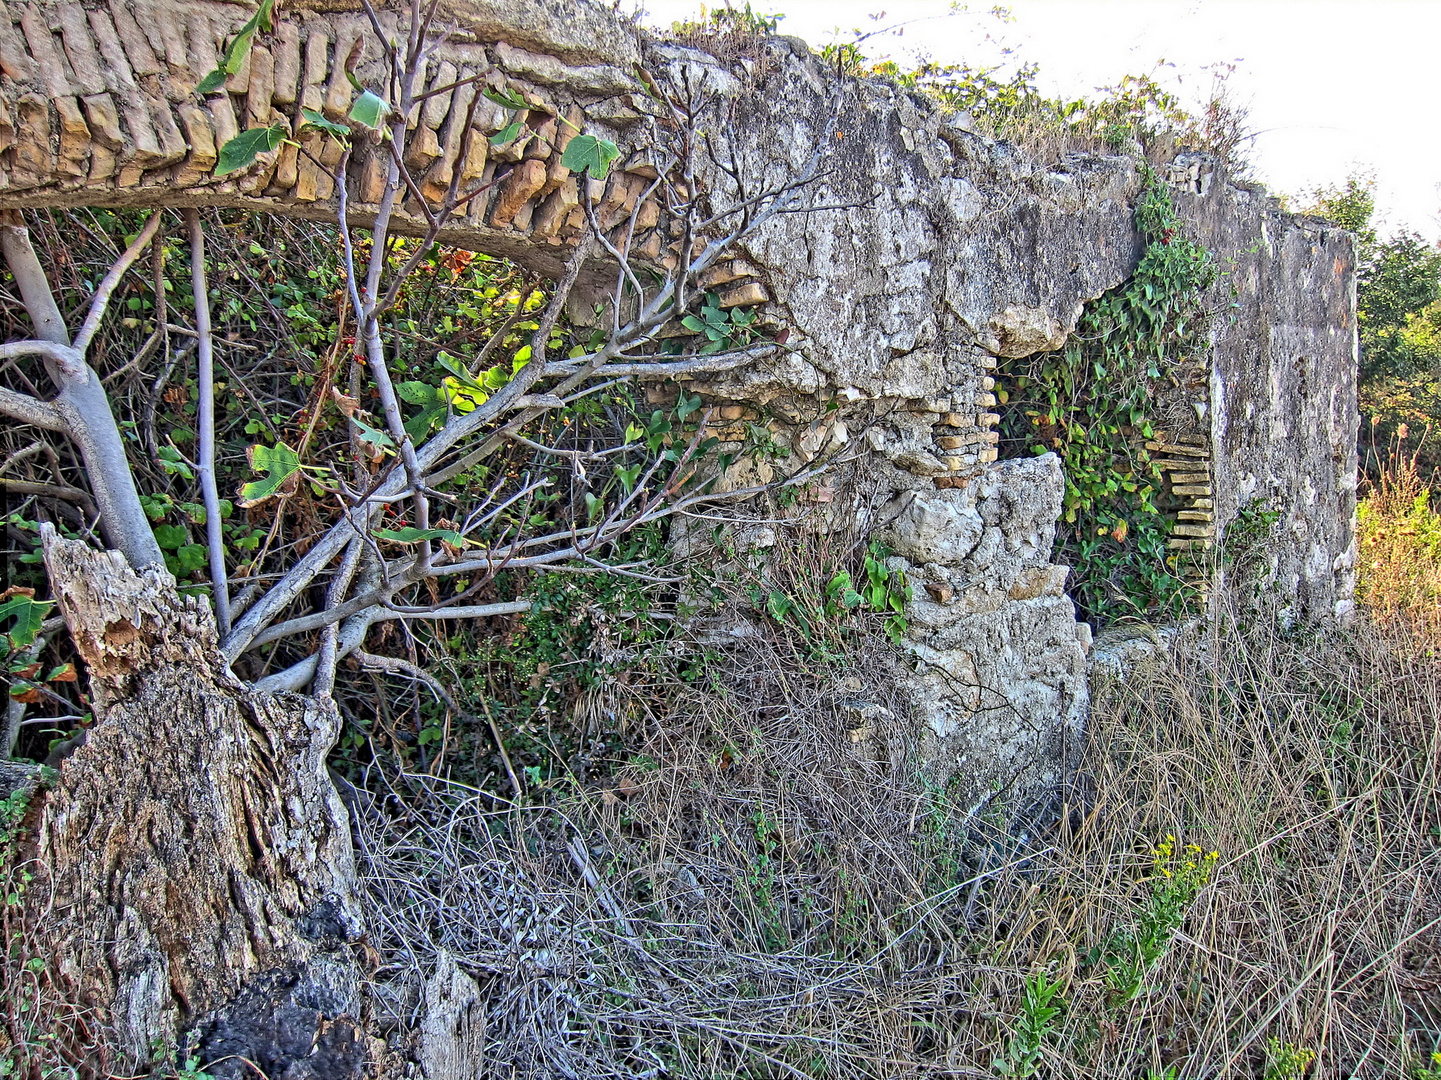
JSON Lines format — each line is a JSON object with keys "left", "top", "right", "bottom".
{"left": 0, "top": 0, "right": 1357, "bottom": 811}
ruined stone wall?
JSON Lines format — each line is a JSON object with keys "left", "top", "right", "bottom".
{"left": 0, "top": 0, "right": 1357, "bottom": 810}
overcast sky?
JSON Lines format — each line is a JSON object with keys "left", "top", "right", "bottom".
{"left": 628, "top": 0, "right": 1441, "bottom": 240}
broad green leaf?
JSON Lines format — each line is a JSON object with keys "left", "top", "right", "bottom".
{"left": 215, "top": 123, "right": 287, "bottom": 176}
{"left": 239, "top": 440, "right": 301, "bottom": 507}
{"left": 0, "top": 595, "right": 50, "bottom": 650}
{"left": 482, "top": 86, "right": 528, "bottom": 110}
{"left": 560, "top": 133, "right": 621, "bottom": 180}
{"left": 196, "top": 68, "right": 228, "bottom": 95}
{"left": 397, "top": 381, "right": 444, "bottom": 405}
{"left": 404, "top": 404, "right": 448, "bottom": 441}
{"left": 584, "top": 492, "right": 604, "bottom": 519}
{"left": 680, "top": 315, "right": 707, "bottom": 334}
{"left": 300, "top": 108, "right": 351, "bottom": 138}
{"left": 348, "top": 90, "right": 391, "bottom": 130}
{"left": 489, "top": 120, "right": 522, "bottom": 147}
{"left": 373, "top": 526, "right": 468, "bottom": 547}
{"left": 436, "top": 352, "right": 485, "bottom": 391}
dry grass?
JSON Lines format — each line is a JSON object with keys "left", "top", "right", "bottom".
{"left": 1358, "top": 431, "right": 1441, "bottom": 635}
{"left": 352, "top": 475, "right": 1441, "bottom": 1078}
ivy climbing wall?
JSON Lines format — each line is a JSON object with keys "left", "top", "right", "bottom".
{"left": 0, "top": 0, "right": 1357, "bottom": 812}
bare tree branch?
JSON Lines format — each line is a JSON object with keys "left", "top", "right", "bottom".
{"left": 0, "top": 385, "right": 67, "bottom": 432}
{"left": 185, "top": 209, "right": 231, "bottom": 636}
{"left": 72, "top": 211, "right": 163, "bottom": 356}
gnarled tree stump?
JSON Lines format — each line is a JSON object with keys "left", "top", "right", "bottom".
{"left": 31, "top": 525, "right": 369, "bottom": 1076}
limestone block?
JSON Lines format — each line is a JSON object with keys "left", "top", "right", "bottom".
{"left": 87, "top": 9, "right": 142, "bottom": 97}
{"left": 81, "top": 92, "right": 124, "bottom": 149}
{"left": 87, "top": 141, "right": 115, "bottom": 182}
{"left": 148, "top": 1, "right": 188, "bottom": 77}
{"left": 300, "top": 26, "right": 328, "bottom": 113}
{"left": 322, "top": 35, "right": 358, "bottom": 120}
{"left": 174, "top": 101, "right": 216, "bottom": 180}
{"left": 493, "top": 40, "right": 637, "bottom": 95}
{"left": 1172, "top": 485, "right": 1213, "bottom": 497}
{"left": 21, "top": 5, "right": 75, "bottom": 96}
{"left": 271, "top": 21, "right": 300, "bottom": 105}
{"left": 12, "top": 94, "right": 50, "bottom": 186}
{"left": 146, "top": 93, "right": 187, "bottom": 167}
{"left": 530, "top": 176, "right": 577, "bottom": 236}
{"left": 981, "top": 305, "right": 1070, "bottom": 358}
{"left": 405, "top": 125, "right": 443, "bottom": 173}
{"left": 0, "top": 0, "right": 34, "bottom": 82}
{"left": 422, "top": 78, "right": 481, "bottom": 203}
{"left": 489, "top": 157, "right": 547, "bottom": 227}
{"left": 1169, "top": 472, "right": 1210, "bottom": 485}
{"left": 1172, "top": 523, "right": 1214, "bottom": 539}
{"left": 887, "top": 491, "right": 984, "bottom": 565}
{"left": 56, "top": 3, "right": 108, "bottom": 96}
{"left": 0, "top": 98, "right": 12, "bottom": 155}
{"left": 421, "top": 61, "right": 457, "bottom": 129}
{"left": 718, "top": 281, "right": 768, "bottom": 309}
{"left": 244, "top": 44, "right": 274, "bottom": 128}
{"left": 54, "top": 95, "right": 90, "bottom": 177}
{"left": 184, "top": 11, "right": 216, "bottom": 82}
{"left": 1145, "top": 441, "right": 1208, "bottom": 457}
{"left": 1007, "top": 564, "right": 1069, "bottom": 600}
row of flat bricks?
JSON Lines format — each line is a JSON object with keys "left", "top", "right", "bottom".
{"left": 0, "top": 1, "right": 769, "bottom": 303}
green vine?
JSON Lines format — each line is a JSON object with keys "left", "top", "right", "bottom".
{"left": 997, "top": 173, "right": 1217, "bottom": 625}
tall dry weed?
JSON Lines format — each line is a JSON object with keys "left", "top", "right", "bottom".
{"left": 352, "top": 484, "right": 1441, "bottom": 1077}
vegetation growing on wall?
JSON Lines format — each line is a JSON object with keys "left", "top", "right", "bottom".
{"left": 996, "top": 175, "right": 1217, "bottom": 625}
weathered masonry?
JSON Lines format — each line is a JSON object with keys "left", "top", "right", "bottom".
{"left": 0, "top": 0, "right": 1355, "bottom": 803}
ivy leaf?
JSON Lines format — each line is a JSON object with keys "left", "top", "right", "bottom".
{"left": 176, "top": 544, "right": 209, "bottom": 574}
{"left": 153, "top": 523, "right": 188, "bottom": 550}
{"left": 489, "top": 120, "right": 523, "bottom": 147}
{"left": 372, "top": 526, "right": 468, "bottom": 547}
{"left": 483, "top": 86, "right": 529, "bottom": 110}
{"left": 0, "top": 593, "right": 50, "bottom": 650}
{"left": 348, "top": 89, "right": 391, "bottom": 130}
{"left": 351, "top": 414, "right": 394, "bottom": 449}
{"left": 300, "top": 107, "right": 351, "bottom": 138}
{"left": 560, "top": 133, "right": 621, "bottom": 180}
{"left": 239, "top": 441, "right": 301, "bottom": 507}
{"left": 215, "top": 123, "right": 287, "bottom": 176}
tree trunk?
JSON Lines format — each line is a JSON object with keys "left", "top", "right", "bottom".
{"left": 29, "top": 526, "right": 371, "bottom": 1076}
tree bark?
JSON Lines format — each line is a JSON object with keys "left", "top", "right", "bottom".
{"left": 29, "top": 526, "right": 371, "bottom": 1076}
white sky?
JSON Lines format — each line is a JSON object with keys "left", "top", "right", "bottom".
{"left": 628, "top": 0, "right": 1441, "bottom": 240}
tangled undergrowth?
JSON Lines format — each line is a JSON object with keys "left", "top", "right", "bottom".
{"left": 336, "top": 473, "right": 1441, "bottom": 1078}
